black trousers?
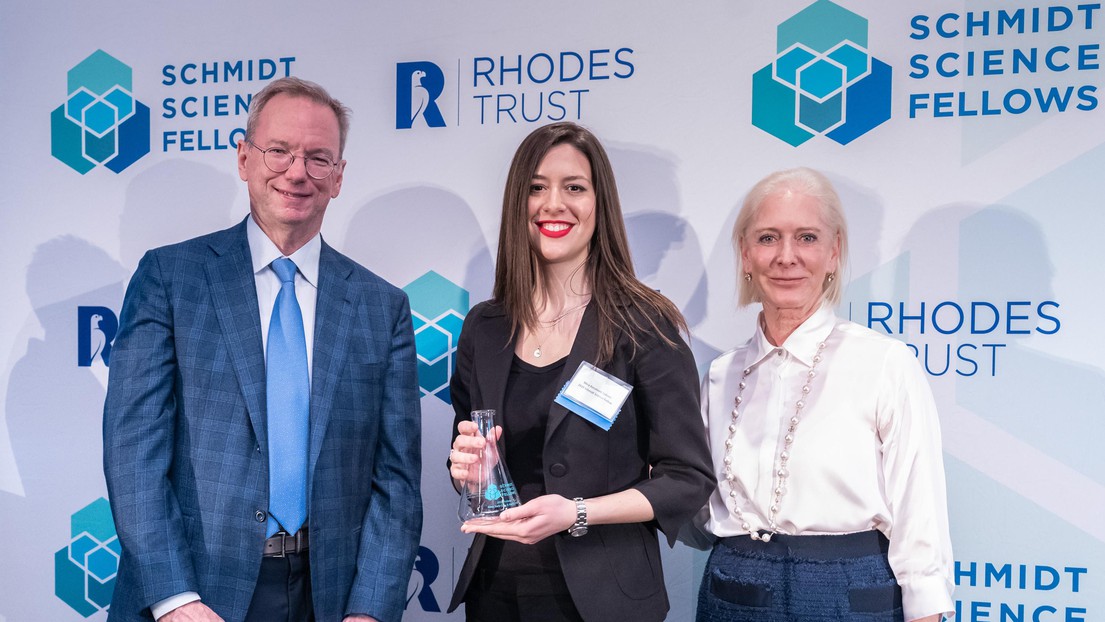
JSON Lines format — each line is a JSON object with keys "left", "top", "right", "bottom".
{"left": 244, "top": 553, "right": 314, "bottom": 622}
{"left": 464, "top": 568, "right": 584, "bottom": 622}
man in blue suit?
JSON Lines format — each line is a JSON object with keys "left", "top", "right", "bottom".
{"left": 103, "top": 77, "right": 422, "bottom": 622}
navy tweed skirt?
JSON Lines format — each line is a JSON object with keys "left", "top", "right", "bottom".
{"left": 696, "top": 530, "right": 904, "bottom": 621}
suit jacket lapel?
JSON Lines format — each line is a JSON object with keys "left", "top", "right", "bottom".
{"left": 472, "top": 308, "right": 515, "bottom": 419}
{"left": 206, "top": 221, "right": 267, "bottom": 445}
{"left": 545, "top": 304, "right": 600, "bottom": 443}
{"left": 307, "top": 242, "right": 355, "bottom": 489}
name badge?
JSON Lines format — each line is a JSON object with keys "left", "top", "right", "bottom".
{"left": 554, "top": 361, "right": 632, "bottom": 431}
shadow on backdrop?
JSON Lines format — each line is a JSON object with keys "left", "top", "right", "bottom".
{"left": 340, "top": 185, "right": 493, "bottom": 302}
{"left": 120, "top": 159, "right": 239, "bottom": 270}
{"left": 626, "top": 211, "right": 718, "bottom": 376}
{"left": 609, "top": 144, "right": 720, "bottom": 375}
{"left": 956, "top": 206, "right": 1102, "bottom": 481}
{"left": 0, "top": 236, "right": 124, "bottom": 618}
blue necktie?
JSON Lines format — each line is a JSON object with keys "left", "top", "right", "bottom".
{"left": 266, "top": 257, "right": 309, "bottom": 536}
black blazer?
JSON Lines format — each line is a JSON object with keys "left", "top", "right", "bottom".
{"left": 446, "top": 301, "right": 715, "bottom": 621}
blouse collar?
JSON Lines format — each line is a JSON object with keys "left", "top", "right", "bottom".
{"left": 750, "top": 301, "right": 836, "bottom": 369}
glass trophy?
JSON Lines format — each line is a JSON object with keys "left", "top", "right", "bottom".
{"left": 458, "top": 409, "right": 521, "bottom": 524}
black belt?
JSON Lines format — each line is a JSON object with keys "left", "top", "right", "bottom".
{"left": 718, "top": 529, "right": 890, "bottom": 561}
{"left": 263, "top": 528, "right": 309, "bottom": 557}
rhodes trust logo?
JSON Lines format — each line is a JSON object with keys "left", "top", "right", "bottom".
{"left": 752, "top": 0, "right": 892, "bottom": 146}
{"left": 51, "top": 50, "right": 151, "bottom": 174}
{"left": 55, "top": 498, "right": 119, "bottom": 616}
{"left": 396, "top": 62, "right": 447, "bottom": 129}
{"left": 406, "top": 546, "right": 442, "bottom": 612}
{"left": 77, "top": 306, "right": 118, "bottom": 367}
{"left": 395, "top": 46, "right": 636, "bottom": 128}
{"left": 403, "top": 272, "right": 469, "bottom": 404}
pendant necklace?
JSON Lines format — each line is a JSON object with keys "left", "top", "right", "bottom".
{"left": 531, "top": 299, "right": 590, "bottom": 359}
{"left": 721, "top": 329, "right": 831, "bottom": 542}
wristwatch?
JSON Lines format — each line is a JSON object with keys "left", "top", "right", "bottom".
{"left": 568, "top": 497, "right": 588, "bottom": 537}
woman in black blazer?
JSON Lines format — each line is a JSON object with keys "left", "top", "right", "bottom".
{"left": 446, "top": 122, "right": 715, "bottom": 622}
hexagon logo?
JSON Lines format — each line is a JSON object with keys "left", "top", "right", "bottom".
{"left": 403, "top": 271, "right": 469, "bottom": 404}
{"left": 752, "top": 0, "right": 892, "bottom": 146}
{"left": 55, "top": 497, "right": 119, "bottom": 616}
{"left": 51, "top": 50, "right": 151, "bottom": 174}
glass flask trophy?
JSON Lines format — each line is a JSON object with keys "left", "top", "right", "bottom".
{"left": 458, "top": 409, "right": 521, "bottom": 524}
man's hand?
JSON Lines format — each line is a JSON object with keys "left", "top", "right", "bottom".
{"left": 158, "top": 601, "right": 224, "bottom": 622}
{"left": 343, "top": 616, "right": 379, "bottom": 621}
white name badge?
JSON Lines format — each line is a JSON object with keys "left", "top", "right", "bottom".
{"left": 554, "top": 361, "right": 633, "bottom": 431}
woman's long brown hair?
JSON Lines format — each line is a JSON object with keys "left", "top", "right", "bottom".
{"left": 492, "top": 122, "right": 687, "bottom": 365}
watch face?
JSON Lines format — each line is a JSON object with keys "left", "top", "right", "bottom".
{"left": 569, "top": 524, "right": 588, "bottom": 537}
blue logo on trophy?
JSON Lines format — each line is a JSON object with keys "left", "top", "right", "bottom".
{"left": 484, "top": 483, "right": 502, "bottom": 501}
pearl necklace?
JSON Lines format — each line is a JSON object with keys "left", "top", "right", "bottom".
{"left": 531, "top": 299, "right": 590, "bottom": 359}
{"left": 721, "top": 333, "right": 829, "bottom": 542}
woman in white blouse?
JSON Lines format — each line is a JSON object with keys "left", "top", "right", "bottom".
{"left": 694, "top": 168, "right": 953, "bottom": 622}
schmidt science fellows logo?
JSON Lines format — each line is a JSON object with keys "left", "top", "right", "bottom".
{"left": 51, "top": 50, "right": 151, "bottom": 174}
{"left": 396, "top": 62, "right": 447, "bottom": 129}
{"left": 403, "top": 271, "right": 468, "bottom": 404}
{"left": 55, "top": 498, "right": 119, "bottom": 616}
{"left": 752, "top": 0, "right": 891, "bottom": 146}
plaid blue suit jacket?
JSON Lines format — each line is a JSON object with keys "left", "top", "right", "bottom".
{"left": 104, "top": 219, "right": 422, "bottom": 622}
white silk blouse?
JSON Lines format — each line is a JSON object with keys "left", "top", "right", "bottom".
{"left": 699, "top": 302, "right": 954, "bottom": 620}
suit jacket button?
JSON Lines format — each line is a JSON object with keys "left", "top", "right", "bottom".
{"left": 255, "top": 511, "right": 266, "bottom": 522}
{"left": 550, "top": 463, "right": 567, "bottom": 477}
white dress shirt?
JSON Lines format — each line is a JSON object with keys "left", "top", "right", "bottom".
{"left": 151, "top": 216, "right": 321, "bottom": 620}
{"left": 699, "top": 302, "right": 954, "bottom": 620}
{"left": 247, "top": 214, "right": 320, "bottom": 382}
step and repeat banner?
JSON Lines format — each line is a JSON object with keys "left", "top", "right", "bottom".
{"left": 1, "top": 1, "right": 1102, "bottom": 620}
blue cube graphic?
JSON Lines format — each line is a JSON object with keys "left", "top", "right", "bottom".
{"left": 51, "top": 50, "right": 149, "bottom": 173}
{"left": 56, "top": 497, "right": 118, "bottom": 616}
{"left": 753, "top": 0, "right": 890, "bottom": 146}
{"left": 403, "top": 272, "right": 470, "bottom": 404}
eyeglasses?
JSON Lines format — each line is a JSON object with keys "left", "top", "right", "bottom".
{"left": 246, "top": 140, "right": 340, "bottom": 180}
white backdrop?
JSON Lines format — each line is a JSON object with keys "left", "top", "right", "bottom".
{"left": 1, "top": 1, "right": 1102, "bottom": 620}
